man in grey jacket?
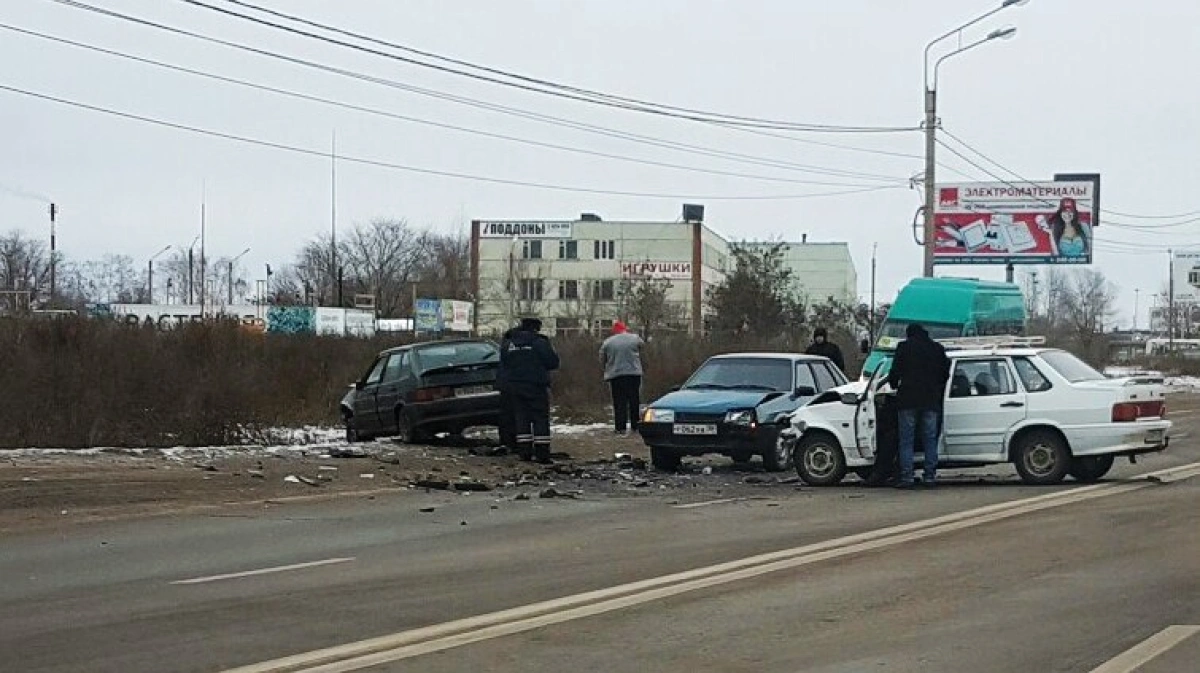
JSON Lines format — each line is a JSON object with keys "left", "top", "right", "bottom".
{"left": 600, "top": 320, "right": 645, "bottom": 435}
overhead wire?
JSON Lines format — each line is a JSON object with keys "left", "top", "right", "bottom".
{"left": 0, "top": 82, "right": 908, "bottom": 202}
{"left": 174, "top": 0, "right": 917, "bottom": 133}
{"left": 0, "top": 23, "right": 912, "bottom": 189}
{"left": 38, "top": 0, "right": 920, "bottom": 181}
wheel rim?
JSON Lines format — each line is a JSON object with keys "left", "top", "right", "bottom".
{"left": 1024, "top": 442, "right": 1058, "bottom": 476}
{"left": 803, "top": 443, "right": 836, "bottom": 478}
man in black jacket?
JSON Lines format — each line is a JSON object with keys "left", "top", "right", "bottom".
{"left": 886, "top": 323, "right": 951, "bottom": 488}
{"left": 501, "top": 317, "right": 561, "bottom": 464}
{"left": 805, "top": 327, "right": 846, "bottom": 374}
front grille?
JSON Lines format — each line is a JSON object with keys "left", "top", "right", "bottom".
{"left": 673, "top": 412, "right": 724, "bottom": 423}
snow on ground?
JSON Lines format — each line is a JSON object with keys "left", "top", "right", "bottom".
{"left": 1, "top": 422, "right": 613, "bottom": 458}
{"left": 1105, "top": 367, "right": 1200, "bottom": 393}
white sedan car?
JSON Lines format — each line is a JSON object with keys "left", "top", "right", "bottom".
{"left": 783, "top": 345, "right": 1171, "bottom": 486}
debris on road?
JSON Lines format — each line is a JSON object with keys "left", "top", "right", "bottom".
{"left": 514, "top": 492, "right": 531, "bottom": 501}
{"left": 328, "top": 446, "right": 367, "bottom": 459}
{"left": 247, "top": 470, "right": 265, "bottom": 479}
{"left": 359, "top": 473, "right": 375, "bottom": 480}
{"left": 418, "top": 506, "right": 435, "bottom": 513}
{"left": 414, "top": 478, "right": 451, "bottom": 491}
{"left": 453, "top": 480, "right": 491, "bottom": 492}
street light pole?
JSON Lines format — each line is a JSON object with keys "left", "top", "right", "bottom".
{"left": 922, "top": 0, "right": 1027, "bottom": 277}
{"left": 148, "top": 245, "right": 171, "bottom": 304}
{"left": 1134, "top": 288, "right": 1140, "bottom": 331}
{"left": 228, "top": 248, "right": 251, "bottom": 305}
{"left": 186, "top": 235, "right": 200, "bottom": 304}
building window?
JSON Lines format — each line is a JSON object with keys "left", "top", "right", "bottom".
{"left": 522, "top": 240, "right": 543, "bottom": 260}
{"left": 559, "top": 240, "right": 578, "bottom": 260}
{"left": 558, "top": 280, "right": 579, "bottom": 300}
{"left": 592, "top": 280, "right": 615, "bottom": 301}
{"left": 556, "top": 317, "right": 582, "bottom": 333}
{"left": 594, "top": 240, "right": 615, "bottom": 260}
{"left": 594, "top": 319, "right": 615, "bottom": 332}
{"left": 519, "top": 278, "right": 544, "bottom": 301}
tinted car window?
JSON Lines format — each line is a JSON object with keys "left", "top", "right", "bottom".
{"left": 364, "top": 358, "right": 387, "bottom": 386}
{"left": 412, "top": 342, "right": 499, "bottom": 372}
{"left": 812, "top": 363, "right": 838, "bottom": 392}
{"left": 950, "top": 359, "right": 1017, "bottom": 397}
{"left": 686, "top": 358, "right": 793, "bottom": 392}
{"left": 795, "top": 363, "right": 817, "bottom": 391}
{"left": 1040, "top": 350, "right": 1105, "bottom": 383}
{"left": 382, "top": 352, "right": 409, "bottom": 383}
{"left": 1013, "top": 357, "right": 1052, "bottom": 392}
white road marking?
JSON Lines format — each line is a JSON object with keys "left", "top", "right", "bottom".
{"left": 220, "top": 461, "right": 1200, "bottom": 673}
{"left": 1167, "top": 409, "right": 1199, "bottom": 417}
{"left": 170, "top": 557, "right": 355, "bottom": 585}
{"left": 1089, "top": 625, "right": 1200, "bottom": 673}
{"left": 672, "top": 497, "right": 745, "bottom": 509}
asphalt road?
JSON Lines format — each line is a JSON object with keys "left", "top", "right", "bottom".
{"left": 3, "top": 414, "right": 1199, "bottom": 673}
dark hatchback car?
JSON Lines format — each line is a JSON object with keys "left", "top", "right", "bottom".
{"left": 340, "top": 339, "right": 502, "bottom": 444}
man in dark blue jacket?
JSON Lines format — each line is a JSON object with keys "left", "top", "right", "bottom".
{"left": 495, "top": 327, "right": 518, "bottom": 451}
{"left": 886, "top": 323, "right": 951, "bottom": 488}
{"left": 501, "top": 317, "right": 561, "bottom": 463}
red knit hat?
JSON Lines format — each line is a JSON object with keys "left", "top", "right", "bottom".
{"left": 612, "top": 321, "right": 627, "bottom": 334}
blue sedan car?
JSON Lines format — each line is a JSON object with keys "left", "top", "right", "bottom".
{"left": 638, "top": 353, "right": 847, "bottom": 471}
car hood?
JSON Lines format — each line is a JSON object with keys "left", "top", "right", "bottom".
{"left": 650, "top": 388, "right": 784, "bottom": 412}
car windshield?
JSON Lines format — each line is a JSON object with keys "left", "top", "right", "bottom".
{"left": 1039, "top": 350, "right": 1106, "bottom": 383}
{"left": 684, "top": 358, "right": 793, "bottom": 392}
{"left": 411, "top": 341, "right": 498, "bottom": 373}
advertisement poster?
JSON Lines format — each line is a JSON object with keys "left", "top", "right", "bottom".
{"left": 414, "top": 298, "right": 442, "bottom": 332}
{"left": 440, "top": 300, "right": 474, "bottom": 332}
{"left": 933, "top": 180, "right": 1096, "bottom": 265}
{"left": 621, "top": 261, "right": 692, "bottom": 280}
{"left": 1172, "top": 251, "right": 1200, "bottom": 304}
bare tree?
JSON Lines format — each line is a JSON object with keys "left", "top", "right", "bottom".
{"left": 706, "top": 242, "right": 804, "bottom": 336}
{"left": 619, "top": 277, "right": 683, "bottom": 338}
{"left": 415, "top": 232, "right": 471, "bottom": 301}
{"left": 340, "top": 219, "right": 427, "bottom": 317}
{"left": 0, "top": 230, "right": 52, "bottom": 312}
{"left": 79, "top": 254, "right": 143, "bottom": 303}
{"left": 1052, "top": 268, "right": 1116, "bottom": 361}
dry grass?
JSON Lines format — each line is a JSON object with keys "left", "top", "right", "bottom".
{"left": 0, "top": 319, "right": 860, "bottom": 447}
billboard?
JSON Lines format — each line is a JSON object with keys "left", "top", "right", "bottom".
{"left": 414, "top": 299, "right": 475, "bottom": 332}
{"left": 933, "top": 180, "right": 1096, "bottom": 265}
{"left": 1172, "top": 251, "right": 1200, "bottom": 304}
{"left": 414, "top": 299, "right": 442, "bottom": 332}
{"left": 478, "top": 221, "right": 573, "bottom": 238}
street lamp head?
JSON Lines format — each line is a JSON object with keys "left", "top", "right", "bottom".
{"left": 988, "top": 26, "right": 1018, "bottom": 40}
{"left": 1002, "top": 0, "right": 1030, "bottom": 7}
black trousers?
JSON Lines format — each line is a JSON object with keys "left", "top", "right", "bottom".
{"left": 497, "top": 384, "right": 517, "bottom": 448}
{"left": 511, "top": 383, "right": 551, "bottom": 459}
{"left": 866, "top": 397, "right": 899, "bottom": 485}
{"left": 609, "top": 375, "right": 642, "bottom": 432}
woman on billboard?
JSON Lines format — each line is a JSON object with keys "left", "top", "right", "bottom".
{"left": 1048, "top": 197, "right": 1088, "bottom": 258}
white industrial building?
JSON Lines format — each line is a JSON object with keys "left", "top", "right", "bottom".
{"left": 469, "top": 213, "right": 857, "bottom": 335}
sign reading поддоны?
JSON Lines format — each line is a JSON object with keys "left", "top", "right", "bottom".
{"left": 933, "top": 180, "right": 1096, "bottom": 265}
{"left": 478, "top": 221, "right": 573, "bottom": 238}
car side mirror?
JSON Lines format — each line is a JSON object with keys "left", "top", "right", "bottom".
{"left": 794, "top": 385, "right": 816, "bottom": 398}
{"left": 354, "top": 381, "right": 364, "bottom": 391}
{"left": 840, "top": 392, "right": 861, "bottom": 405}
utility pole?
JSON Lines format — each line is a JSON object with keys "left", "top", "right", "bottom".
{"left": 48, "top": 203, "right": 57, "bottom": 305}
{"left": 869, "top": 242, "right": 878, "bottom": 342}
{"left": 1134, "top": 288, "right": 1140, "bottom": 331}
{"left": 200, "top": 183, "right": 207, "bottom": 317}
{"left": 1168, "top": 250, "right": 1175, "bottom": 349}
{"left": 922, "top": 89, "right": 937, "bottom": 278}
{"left": 331, "top": 130, "right": 338, "bottom": 307}
{"left": 148, "top": 245, "right": 171, "bottom": 305}
{"left": 1030, "top": 271, "right": 1040, "bottom": 318}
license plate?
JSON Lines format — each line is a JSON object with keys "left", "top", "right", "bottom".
{"left": 673, "top": 423, "right": 717, "bottom": 436}
{"left": 454, "top": 385, "right": 492, "bottom": 398}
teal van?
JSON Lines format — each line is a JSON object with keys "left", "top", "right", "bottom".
{"left": 861, "top": 278, "right": 1027, "bottom": 377}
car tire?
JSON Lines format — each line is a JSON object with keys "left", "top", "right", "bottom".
{"left": 344, "top": 414, "right": 368, "bottom": 443}
{"left": 1068, "top": 455, "right": 1115, "bottom": 483}
{"left": 1012, "top": 430, "right": 1071, "bottom": 485}
{"left": 650, "top": 446, "right": 682, "bottom": 472}
{"left": 396, "top": 409, "right": 428, "bottom": 445}
{"left": 795, "top": 432, "right": 847, "bottom": 486}
{"left": 760, "top": 427, "right": 793, "bottom": 472}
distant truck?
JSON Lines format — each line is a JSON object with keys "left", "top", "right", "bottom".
{"left": 862, "top": 277, "right": 1026, "bottom": 378}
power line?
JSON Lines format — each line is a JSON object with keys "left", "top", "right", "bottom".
{"left": 174, "top": 0, "right": 917, "bottom": 133}
{"left": 0, "top": 81, "right": 909, "bottom": 202}
{"left": 39, "top": 0, "right": 918, "bottom": 180}
{"left": 0, "top": 23, "right": 909, "bottom": 189}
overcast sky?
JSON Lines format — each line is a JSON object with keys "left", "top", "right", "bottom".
{"left": 2, "top": 0, "right": 1197, "bottom": 326}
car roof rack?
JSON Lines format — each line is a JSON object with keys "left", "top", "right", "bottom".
{"left": 937, "top": 335, "right": 1047, "bottom": 351}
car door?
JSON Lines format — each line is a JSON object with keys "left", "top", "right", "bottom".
{"left": 355, "top": 357, "right": 389, "bottom": 432}
{"left": 375, "top": 351, "right": 411, "bottom": 432}
{"left": 942, "top": 357, "right": 1027, "bottom": 460}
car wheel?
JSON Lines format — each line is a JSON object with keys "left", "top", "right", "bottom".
{"left": 1012, "top": 430, "right": 1071, "bottom": 485}
{"left": 650, "top": 446, "right": 682, "bottom": 471}
{"left": 1068, "top": 455, "right": 1115, "bottom": 483}
{"left": 344, "top": 414, "right": 368, "bottom": 443}
{"left": 795, "top": 432, "right": 847, "bottom": 486}
{"left": 396, "top": 409, "right": 428, "bottom": 445}
{"left": 760, "top": 427, "right": 793, "bottom": 472}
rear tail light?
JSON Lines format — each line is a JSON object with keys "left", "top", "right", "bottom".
{"left": 413, "top": 386, "right": 453, "bottom": 403}
{"left": 1112, "top": 401, "right": 1165, "bottom": 422}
